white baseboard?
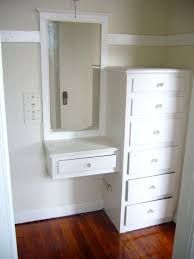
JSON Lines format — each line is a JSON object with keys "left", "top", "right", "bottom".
{"left": 15, "top": 199, "right": 104, "bottom": 224}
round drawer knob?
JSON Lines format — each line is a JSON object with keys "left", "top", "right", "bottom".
{"left": 147, "top": 209, "right": 154, "bottom": 214}
{"left": 155, "top": 104, "right": 163, "bottom": 109}
{"left": 86, "top": 163, "right": 92, "bottom": 168}
{"left": 149, "top": 185, "right": 156, "bottom": 190}
{"left": 151, "top": 159, "right": 158, "bottom": 163}
{"left": 156, "top": 83, "right": 164, "bottom": 88}
{"left": 153, "top": 130, "right": 160, "bottom": 135}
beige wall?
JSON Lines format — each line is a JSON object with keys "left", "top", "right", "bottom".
{"left": 0, "top": 0, "right": 171, "bottom": 217}
{"left": 166, "top": 0, "right": 194, "bottom": 72}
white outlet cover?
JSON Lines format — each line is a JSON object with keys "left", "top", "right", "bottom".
{"left": 23, "top": 92, "right": 41, "bottom": 124}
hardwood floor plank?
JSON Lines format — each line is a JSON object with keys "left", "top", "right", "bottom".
{"left": 16, "top": 210, "right": 175, "bottom": 259}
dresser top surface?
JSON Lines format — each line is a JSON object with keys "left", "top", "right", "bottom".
{"left": 44, "top": 137, "right": 118, "bottom": 158}
{"left": 105, "top": 66, "right": 191, "bottom": 75}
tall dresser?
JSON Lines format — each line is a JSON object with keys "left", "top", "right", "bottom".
{"left": 103, "top": 67, "right": 191, "bottom": 233}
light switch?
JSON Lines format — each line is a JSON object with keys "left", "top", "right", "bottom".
{"left": 23, "top": 92, "right": 41, "bottom": 124}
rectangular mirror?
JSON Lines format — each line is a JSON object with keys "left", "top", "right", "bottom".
{"left": 39, "top": 11, "right": 108, "bottom": 140}
{"left": 48, "top": 22, "right": 101, "bottom": 131}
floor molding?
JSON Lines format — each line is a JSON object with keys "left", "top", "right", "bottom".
{"left": 15, "top": 199, "right": 104, "bottom": 224}
{"left": 1, "top": 30, "right": 194, "bottom": 46}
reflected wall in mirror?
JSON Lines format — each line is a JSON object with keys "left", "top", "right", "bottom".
{"left": 48, "top": 21, "right": 101, "bottom": 131}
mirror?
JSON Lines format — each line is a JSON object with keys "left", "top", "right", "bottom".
{"left": 48, "top": 21, "right": 101, "bottom": 131}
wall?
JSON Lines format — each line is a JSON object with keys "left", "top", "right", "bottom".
{"left": 0, "top": 0, "right": 168, "bottom": 221}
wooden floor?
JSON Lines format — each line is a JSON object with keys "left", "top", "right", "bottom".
{"left": 16, "top": 210, "right": 175, "bottom": 259}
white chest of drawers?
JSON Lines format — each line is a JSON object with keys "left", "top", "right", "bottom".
{"left": 103, "top": 67, "right": 191, "bottom": 233}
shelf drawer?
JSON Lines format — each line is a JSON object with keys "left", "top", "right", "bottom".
{"left": 128, "top": 147, "right": 180, "bottom": 178}
{"left": 58, "top": 155, "right": 116, "bottom": 175}
{"left": 125, "top": 198, "right": 174, "bottom": 230}
{"left": 130, "top": 118, "right": 182, "bottom": 146}
{"left": 132, "top": 76, "right": 185, "bottom": 93}
{"left": 131, "top": 96, "right": 184, "bottom": 116}
{"left": 126, "top": 173, "right": 176, "bottom": 204}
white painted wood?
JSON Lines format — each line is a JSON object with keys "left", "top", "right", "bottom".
{"left": 128, "top": 147, "right": 181, "bottom": 178}
{"left": 44, "top": 136, "right": 119, "bottom": 179}
{"left": 104, "top": 67, "right": 190, "bottom": 233}
{"left": 0, "top": 40, "right": 18, "bottom": 258}
{"left": 1, "top": 29, "right": 194, "bottom": 46}
{"left": 39, "top": 10, "right": 108, "bottom": 140}
{"left": 0, "top": 31, "right": 40, "bottom": 43}
{"left": 15, "top": 199, "right": 104, "bottom": 224}
{"left": 130, "top": 118, "right": 182, "bottom": 147}
{"left": 125, "top": 198, "right": 174, "bottom": 232}
{"left": 108, "top": 34, "right": 167, "bottom": 46}
{"left": 108, "top": 33, "right": 194, "bottom": 46}
{"left": 132, "top": 96, "right": 185, "bottom": 116}
{"left": 132, "top": 76, "right": 186, "bottom": 93}
{"left": 58, "top": 155, "right": 116, "bottom": 176}
{"left": 126, "top": 173, "right": 176, "bottom": 205}
{"left": 172, "top": 79, "right": 194, "bottom": 259}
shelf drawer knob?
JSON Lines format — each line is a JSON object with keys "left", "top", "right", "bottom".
{"left": 86, "top": 163, "right": 92, "bottom": 168}
{"left": 147, "top": 209, "right": 154, "bottom": 214}
{"left": 156, "top": 83, "right": 164, "bottom": 88}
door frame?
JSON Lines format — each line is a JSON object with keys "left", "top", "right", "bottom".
{"left": 173, "top": 79, "right": 194, "bottom": 259}
{"left": 0, "top": 39, "right": 18, "bottom": 258}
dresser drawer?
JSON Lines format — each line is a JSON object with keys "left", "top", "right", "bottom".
{"left": 126, "top": 173, "right": 176, "bottom": 204}
{"left": 130, "top": 118, "right": 182, "bottom": 146}
{"left": 128, "top": 147, "right": 180, "bottom": 178}
{"left": 58, "top": 155, "right": 116, "bottom": 175}
{"left": 131, "top": 96, "right": 184, "bottom": 116}
{"left": 125, "top": 198, "right": 174, "bottom": 230}
{"left": 132, "top": 76, "right": 185, "bottom": 93}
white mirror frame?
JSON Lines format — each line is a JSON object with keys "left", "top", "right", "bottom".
{"left": 39, "top": 10, "right": 109, "bottom": 140}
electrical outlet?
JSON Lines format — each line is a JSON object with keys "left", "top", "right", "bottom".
{"left": 23, "top": 92, "right": 41, "bottom": 124}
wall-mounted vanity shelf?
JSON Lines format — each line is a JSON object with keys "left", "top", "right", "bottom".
{"left": 44, "top": 137, "right": 118, "bottom": 179}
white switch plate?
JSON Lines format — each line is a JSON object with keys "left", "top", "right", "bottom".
{"left": 23, "top": 92, "right": 41, "bottom": 124}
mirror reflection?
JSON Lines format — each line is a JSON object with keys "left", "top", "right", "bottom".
{"left": 48, "top": 21, "right": 101, "bottom": 131}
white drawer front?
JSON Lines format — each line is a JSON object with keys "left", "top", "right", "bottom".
{"left": 128, "top": 147, "right": 180, "bottom": 178}
{"left": 126, "top": 173, "right": 176, "bottom": 204}
{"left": 58, "top": 155, "right": 116, "bottom": 175}
{"left": 125, "top": 198, "right": 174, "bottom": 229}
{"left": 130, "top": 118, "right": 182, "bottom": 146}
{"left": 132, "top": 77, "right": 185, "bottom": 93}
{"left": 132, "top": 96, "right": 184, "bottom": 116}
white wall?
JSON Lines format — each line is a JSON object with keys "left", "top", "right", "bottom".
{"left": 0, "top": 0, "right": 169, "bottom": 222}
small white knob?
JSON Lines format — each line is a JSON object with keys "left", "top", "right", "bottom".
{"left": 155, "top": 104, "right": 163, "bottom": 109}
{"left": 153, "top": 130, "right": 160, "bottom": 135}
{"left": 151, "top": 159, "right": 158, "bottom": 163}
{"left": 86, "top": 163, "right": 91, "bottom": 168}
{"left": 149, "top": 185, "right": 156, "bottom": 190}
{"left": 147, "top": 209, "right": 154, "bottom": 214}
{"left": 156, "top": 83, "right": 164, "bottom": 88}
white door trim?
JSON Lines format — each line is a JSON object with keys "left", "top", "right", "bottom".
{"left": 173, "top": 81, "right": 194, "bottom": 259}
{"left": 0, "top": 39, "right": 18, "bottom": 258}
